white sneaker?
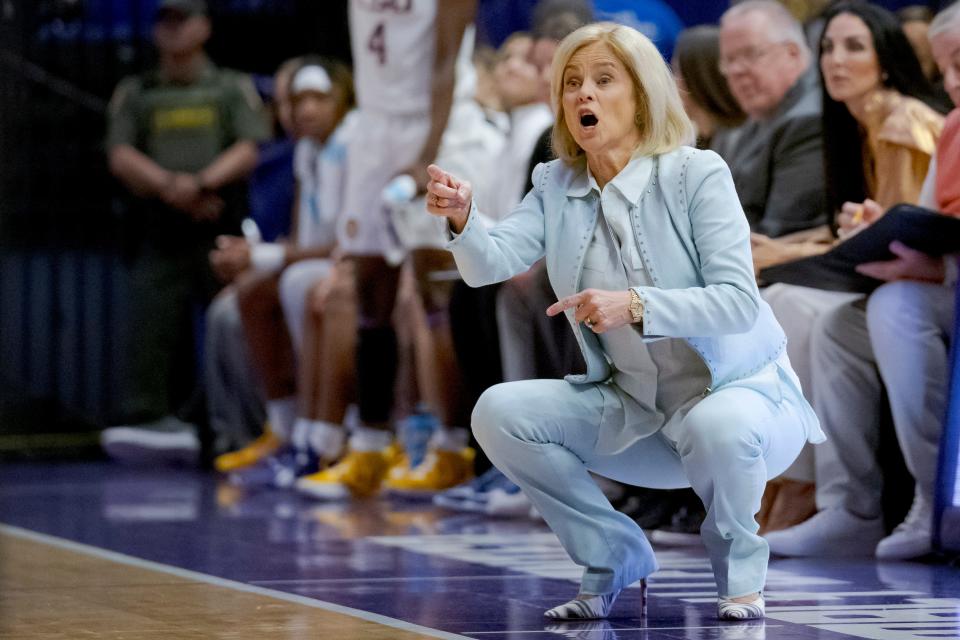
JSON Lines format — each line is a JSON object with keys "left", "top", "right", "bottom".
{"left": 764, "top": 508, "right": 883, "bottom": 557}
{"left": 876, "top": 491, "right": 933, "bottom": 561}
{"left": 101, "top": 416, "right": 199, "bottom": 466}
{"left": 486, "top": 487, "right": 534, "bottom": 517}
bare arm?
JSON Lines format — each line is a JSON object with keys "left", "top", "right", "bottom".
{"left": 285, "top": 243, "right": 336, "bottom": 263}
{"left": 111, "top": 140, "right": 257, "bottom": 216}
{"left": 108, "top": 144, "right": 173, "bottom": 198}
{"left": 197, "top": 140, "right": 259, "bottom": 191}
{"left": 408, "top": 0, "right": 476, "bottom": 189}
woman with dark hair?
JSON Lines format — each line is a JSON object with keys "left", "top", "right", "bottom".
{"left": 820, "top": 0, "right": 947, "bottom": 222}
{"left": 672, "top": 25, "right": 746, "bottom": 159}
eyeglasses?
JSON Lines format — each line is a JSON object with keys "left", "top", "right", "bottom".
{"left": 718, "top": 42, "right": 789, "bottom": 75}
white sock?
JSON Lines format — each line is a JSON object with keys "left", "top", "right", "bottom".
{"left": 291, "top": 417, "right": 312, "bottom": 453}
{"left": 349, "top": 425, "right": 393, "bottom": 452}
{"left": 266, "top": 397, "right": 298, "bottom": 440}
{"left": 307, "top": 420, "right": 347, "bottom": 461}
{"left": 428, "top": 426, "right": 469, "bottom": 452}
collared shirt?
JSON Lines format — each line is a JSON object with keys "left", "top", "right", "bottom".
{"left": 579, "top": 157, "right": 711, "bottom": 438}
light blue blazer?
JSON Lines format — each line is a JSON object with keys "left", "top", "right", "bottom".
{"left": 448, "top": 147, "right": 819, "bottom": 438}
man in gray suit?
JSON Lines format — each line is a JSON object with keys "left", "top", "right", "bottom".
{"left": 719, "top": 0, "right": 827, "bottom": 238}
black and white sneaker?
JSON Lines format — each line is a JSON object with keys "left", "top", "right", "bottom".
{"left": 544, "top": 580, "right": 647, "bottom": 620}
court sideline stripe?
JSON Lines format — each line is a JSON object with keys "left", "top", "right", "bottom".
{"left": 0, "top": 523, "right": 473, "bottom": 640}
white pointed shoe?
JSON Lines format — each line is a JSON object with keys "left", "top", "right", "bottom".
{"left": 876, "top": 491, "right": 933, "bottom": 561}
{"left": 764, "top": 508, "right": 883, "bottom": 557}
{"left": 718, "top": 593, "right": 765, "bottom": 620}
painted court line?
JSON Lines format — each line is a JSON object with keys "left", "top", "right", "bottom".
{"left": 464, "top": 625, "right": 784, "bottom": 634}
{"left": 253, "top": 575, "right": 536, "bottom": 585}
{"left": 0, "top": 523, "right": 472, "bottom": 640}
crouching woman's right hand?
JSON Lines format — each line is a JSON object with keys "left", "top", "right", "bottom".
{"left": 426, "top": 164, "right": 472, "bottom": 234}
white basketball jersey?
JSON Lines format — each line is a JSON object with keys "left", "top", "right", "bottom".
{"left": 349, "top": 0, "right": 437, "bottom": 114}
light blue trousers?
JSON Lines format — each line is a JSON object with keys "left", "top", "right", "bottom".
{"left": 472, "top": 377, "right": 808, "bottom": 598}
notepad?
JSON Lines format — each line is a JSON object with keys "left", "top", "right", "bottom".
{"left": 759, "top": 204, "right": 960, "bottom": 293}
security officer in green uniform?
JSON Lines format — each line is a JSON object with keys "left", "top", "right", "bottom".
{"left": 103, "top": 0, "right": 269, "bottom": 464}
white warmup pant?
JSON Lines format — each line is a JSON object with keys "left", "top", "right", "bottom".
{"left": 811, "top": 281, "right": 954, "bottom": 517}
{"left": 868, "top": 281, "right": 954, "bottom": 509}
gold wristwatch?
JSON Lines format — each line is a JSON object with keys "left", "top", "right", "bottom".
{"left": 628, "top": 289, "right": 644, "bottom": 324}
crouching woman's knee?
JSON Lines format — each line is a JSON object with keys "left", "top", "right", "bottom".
{"left": 678, "top": 403, "right": 762, "bottom": 467}
{"left": 471, "top": 382, "right": 526, "bottom": 451}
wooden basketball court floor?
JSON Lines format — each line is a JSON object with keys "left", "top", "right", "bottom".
{"left": 1, "top": 461, "right": 959, "bottom": 639}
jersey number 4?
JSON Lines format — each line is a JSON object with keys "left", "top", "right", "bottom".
{"left": 368, "top": 23, "right": 387, "bottom": 66}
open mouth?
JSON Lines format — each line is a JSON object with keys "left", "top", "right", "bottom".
{"left": 580, "top": 113, "right": 598, "bottom": 127}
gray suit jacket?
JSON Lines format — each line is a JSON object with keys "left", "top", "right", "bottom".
{"left": 727, "top": 70, "right": 828, "bottom": 238}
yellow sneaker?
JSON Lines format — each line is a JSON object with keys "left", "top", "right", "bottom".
{"left": 295, "top": 446, "right": 398, "bottom": 500}
{"left": 213, "top": 429, "right": 283, "bottom": 473}
{"left": 383, "top": 447, "right": 475, "bottom": 496}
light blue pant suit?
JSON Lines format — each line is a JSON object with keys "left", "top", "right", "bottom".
{"left": 447, "top": 149, "right": 822, "bottom": 600}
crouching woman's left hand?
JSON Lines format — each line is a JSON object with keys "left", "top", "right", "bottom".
{"left": 547, "top": 289, "right": 635, "bottom": 334}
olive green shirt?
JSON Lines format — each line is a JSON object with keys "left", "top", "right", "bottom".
{"left": 107, "top": 60, "right": 269, "bottom": 173}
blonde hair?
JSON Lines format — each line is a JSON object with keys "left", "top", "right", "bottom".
{"left": 550, "top": 22, "right": 694, "bottom": 164}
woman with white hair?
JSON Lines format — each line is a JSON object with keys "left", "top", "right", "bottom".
{"left": 425, "top": 22, "right": 822, "bottom": 621}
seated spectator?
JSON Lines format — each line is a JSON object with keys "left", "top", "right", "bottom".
{"left": 719, "top": 0, "right": 828, "bottom": 239}
{"left": 205, "top": 56, "right": 302, "bottom": 460}
{"left": 101, "top": 0, "right": 269, "bottom": 465}
{"left": 210, "top": 59, "right": 357, "bottom": 486}
{"left": 764, "top": 1, "right": 960, "bottom": 561}
{"left": 672, "top": 25, "right": 746, "bottom": 160}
